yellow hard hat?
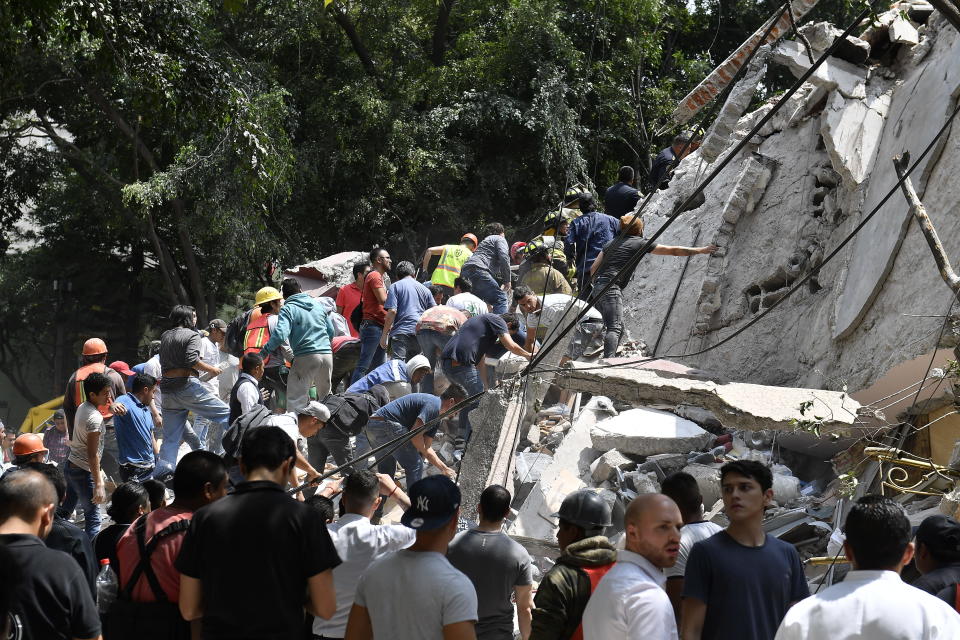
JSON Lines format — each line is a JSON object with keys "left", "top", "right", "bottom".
{"left": 254, "top": 286, "right": 282, "bottom": 306}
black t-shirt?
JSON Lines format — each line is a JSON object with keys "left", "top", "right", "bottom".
{"left": 0, "top": 533, "right": 101, "bottom": 640}
{"left": 441, "top": 313, "right": 509, "bottom": 366}
{"left": 93, "top": 522, "right": 129, "bottom": 572}
{"left": 604, "top": 181, "right": 640, "bottom": 217}
{"left": 175, "top": 480, "right": 341, "bottom": 640}
{"left": 913, "top": 563, "right": 960, "bottom": 596}
{"left": 46, "top": 515, "right": 98, "bottom": 598}
{"left": 593, "top": 235, "right": 658, "bottom": 290}
{"left": 649, "top": 146, "right": 676, "bottom": 191}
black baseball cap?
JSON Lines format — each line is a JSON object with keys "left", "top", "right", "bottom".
{"left": 916, "top": 514, "right": 960, "bottom": 559}
{"left": 400, "top": 476, "right": 461, "bottom": 531}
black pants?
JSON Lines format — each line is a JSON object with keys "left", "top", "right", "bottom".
{"left": 594, "top": 283, "right": 624, "bottom": 358}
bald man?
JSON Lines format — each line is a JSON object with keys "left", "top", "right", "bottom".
{"left": 582, "top": 494, "right": 683, "bottom": 639}
{"left": 0, "top": 470, "right": 102, "bottom": 640}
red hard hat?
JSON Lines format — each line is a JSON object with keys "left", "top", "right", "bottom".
{"left": 82, "top": 338, "right": 108, "bottom": 356}
{"left": 510, "top": 242, "right": 527, "bottom": 262}
{"left": 461, "top": 233, "right": 479, "bottom": 249}
{"left": 13, "top": 433, "right": 48, "bottom": 457}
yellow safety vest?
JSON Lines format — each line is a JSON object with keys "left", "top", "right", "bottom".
{"left": 431, "top": 244, "right": 473, "bottom": 288}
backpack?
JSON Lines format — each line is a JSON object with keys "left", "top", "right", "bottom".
{"left": 350, "top": 279, "right": 365, "bottom": 331}
{"left": 107, "top": 516, "right": 192, "bottom": 640}
{"left": 225, "top": 308, "right": 253, "bottom": 358}
{"left": 221, "top": 404, "right": 273, "bottom": 462}
{"left": 321, "top": 389, "right": 387, "bottom": 437}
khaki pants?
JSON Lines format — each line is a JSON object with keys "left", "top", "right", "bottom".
{"left": 287, "top": 353, "right": 333, "bottom": 411}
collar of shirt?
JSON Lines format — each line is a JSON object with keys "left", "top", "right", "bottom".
{"left": 124, "top": 392, "right": 148, "bottom": 409}
{"left": 617, "top": 549, "right": 668, "bottom": 589}
{"left": 841, "top": 569, "right": 902, "bottom": 585}
{"left": 0, "top": 533, "right": 44, "bottom": 548}
{"left": 238, "top": 372, "right": 258, "bottom": 385}
{"left": 234, "top": 480, "right": 286, "bottom": 495}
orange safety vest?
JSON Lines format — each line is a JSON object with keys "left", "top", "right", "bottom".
{"left": 73, "top": 362, "right": 115, "bottom": 419}
{"left": 571, "top": 563, "right": 615, "bottom": 640}
{"left": 243, "top": 309, "right": 273, "bottom": 366}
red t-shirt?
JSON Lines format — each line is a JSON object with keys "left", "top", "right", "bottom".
{"left": 335, "top": 282, "right": 363, "bottom": 337}
{"left": 116, "top": 506, "right": 193, "bottom": 603}
{"left": 361, "top": 271, "right": 387, "bottom": 325}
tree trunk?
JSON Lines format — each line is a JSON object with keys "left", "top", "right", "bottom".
{"left": 431, "top": 0, "right": 456, "bottom": 66}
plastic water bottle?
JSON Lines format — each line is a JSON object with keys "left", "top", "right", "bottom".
{"left": 96, "top": 558, "right": 118, "bottom": 614}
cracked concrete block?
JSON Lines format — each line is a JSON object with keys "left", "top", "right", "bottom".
{"left": 820, "top": 91, "right": 890, "bottom": 186}
{"left": 799, "top": 21, "right": 871, "bottom": 64}
{"left": 590, "top": 407, "right": 714, "bottom": 456}
{"left": 624, "top": 470, "right": 661, "bottom": 494}
{"left": 673, "top": 405, "right": 724, "bottom": 431}
{"left": 889, "top": 15, "right": 920, "bottom": 45}
{"left": 701, "top": 46, "right": 771, "bottom": 164}
{"left": 637, "top": 453, "right": 689, "bottom": 480}
{"left": 772, "top": 40, "right": 867, "bottom": 99}
{"left": 683, "top": 463, "right": 723, "bottom": 506}
{"left": 562, "top": 363, "right": 864, "bottom": 434}
{"left": 590, "top": 449, "right": 637, "bottom": 483}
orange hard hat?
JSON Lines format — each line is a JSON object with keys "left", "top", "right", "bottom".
{"left": 13, "top": 433, "right": 48, "bottom": 457}
{"left": 461, "top": 233, "right": 479, "bottom": 249}
{"left": 82, "top": 338, "right": 108, "bottom": 356}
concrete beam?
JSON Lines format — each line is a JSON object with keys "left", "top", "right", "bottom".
{"left": 559, "top": 363, "right": 865, "bottom": 434}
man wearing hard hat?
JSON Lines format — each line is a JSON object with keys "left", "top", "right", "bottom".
{"left": 244, "top": 286, "right": 295, "bottom": 411}
{"left": 62, "top": 337, "right": 129, "bottom": 482}
{"left": 421, "top": 232, "right": 478, "bottom": 301}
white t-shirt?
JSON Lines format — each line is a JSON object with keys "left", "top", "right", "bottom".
{"left": 447, "top": 293, "right": 489, "bottom": 318}
{"left": 526, "top": 294, "right": 602, "bottom": 338}
{"left": 314, "top": 514, "right": 416, "bottom": 637}
{"left": 216, "top": 351, "right": 240, "bottom": 402}
{"left": 665, "top": 521, "right": 723, "bottom": 578}
{"left": 261, "top": 412, "right": 307, "bottom": 457}
{"left": 198, "top": 337, "right": 221, "bottom": 394}
{"left": 68, "top": 402, "right": 105, "bottom": 472}
{"left": 775, "top": 569, "right": 960, "bottom": 640}
{"left": 355, "top": 550, "right": 477, "bottom": 640}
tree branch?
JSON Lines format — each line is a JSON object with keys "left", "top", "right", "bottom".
{"left": 893, "top": 152, "right": 960, "bottom": 296}
{"left": 332, "top": 6, "right": 377, "bottom": 77}
{"left": 430, "top": 0, "right": 456, "bottom": 66}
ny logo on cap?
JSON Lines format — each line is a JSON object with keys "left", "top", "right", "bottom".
{"left": 417, "top": 496, "right": 430, "bottom": 511}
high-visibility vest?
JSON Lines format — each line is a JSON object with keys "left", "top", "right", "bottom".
{"left": 571, "top": 562, "right": 615, "bottom": 640}
{"left": 73, "top": 362, "right": 115, "bottom": 419}
{"left": 243, "top": 310, "right": 273, "bottom": 366}
{"left": 431, "top": 245, "right": 473, "bottom": 288}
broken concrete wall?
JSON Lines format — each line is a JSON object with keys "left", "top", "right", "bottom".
{"left": 625, "top": 14, "right": 960, "bottom": 396}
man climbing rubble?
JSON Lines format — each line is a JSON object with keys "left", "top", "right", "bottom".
{"left": 513, "top": 287, "right": 604, "bottom": 364}
{"left": 439, "top": 313, "right": 532, "bottom": 441}
{"left": 648, "top": 131, "right": 700, "bottom": 192}
{"left": 590, "top": 215, "right": 716, "bottom": 358}
{"left": 563, "top": 191, "right": 619, "bottom": 293}
{"left": 348, "top": 354, "right": 432, "bottom": 399}
{"left": 520, "top": 240, "right": 573, "bottom": 297}
{"left": 530, "top": 489, "right": 616, "bottom": 640}
{"left": 422, "top": 232, "right": 479, "bottom": 300}
{"left": 381, "top": 261, "right": 436, "bottom": 360}
{"left": 460, "top": 223, "right": 512, "bottom": 314}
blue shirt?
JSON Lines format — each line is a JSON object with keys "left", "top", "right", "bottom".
{"left": 113, "top": 393, "right": 155, "bottom": 466}
{"left": 373, "top": 393, "right": 441, "bottom": 437}
{"left": 347, "top": 360, "right": 408, "bottom": 393}
{"left": 683, "top": 531, "right": 809, "bottom": 640}
{"left": 564, "top": 211, "right": 620, "bottom": 284}
{"left": 384, "top": 277, "right": 435, "bottom": 336}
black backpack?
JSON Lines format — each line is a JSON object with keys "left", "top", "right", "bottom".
{"left": 224, "top": 308, "right": 253, "bottom": 358}
{"left": 221, "top": 404, "right": 273, "bottom": 462}
{"left": 106, "top": 516, "right": 192, "bottom": 640}
{"left": 321, "top": 389, "right": 388, "bottom": 437}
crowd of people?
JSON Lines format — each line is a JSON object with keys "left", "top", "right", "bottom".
{"left": 2, "top": 174, "right": 960, "bottom": 640}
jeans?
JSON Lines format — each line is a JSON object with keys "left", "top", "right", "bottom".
{"left": 417, "top": 330, "right": 452, "bottom": 394}
{"left": 389, "top": 334, "right": 421, "bottom": 362}
{"left": 593, "top": 283, "right": 624, "bottom": 358}
{"left": 119, "top": 463, "right": 155, "bottom": 483}
{"left": 462, "top": 266, "right": 507, "bottom": 314}
{"left": 351, "top": 321, "right": 386, "bottom": 384}
{"left": 182, "top": 421, "right": 204, "bottom": 451}
{"left": 362, "top": 418, "right": 423, "bottom": 487}
{"left": 331, "top": 342, "right": 360, "bottom": 393}
{"left": 441, "top": 359, "right": 483, "bottom": 441}
{"left": 61, "top": 461, "right": 101, "bottom": 539}
{"left": 288, "top": 353, "right": 333, "bottom": 411}
{"left": 159, "top": 377, "right": 230, "bottom": 467}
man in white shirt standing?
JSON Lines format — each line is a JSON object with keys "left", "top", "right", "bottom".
{"left": 661, "top": 471, "right": 723, "bottom": 621}
{"left": 775, "top": 494, "right": 960, "bottom": 640}
{"left": 582, "top": 493, "right": 684, "bottom": 640}
{"left": 314, "top": 470, "right": 414, "bottom": 640}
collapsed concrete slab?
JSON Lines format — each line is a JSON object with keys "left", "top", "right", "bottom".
{"left": 560, "top": 363, "right": 865, "bottom": 434}
{"left": 772, "top": 40, "right": 868, "bottom": 99}
{"left": 590, "top": 407, "right": 714, "bottom": 456}
{"left": 820, "top": 90, "right": 891, "bottom": 186}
